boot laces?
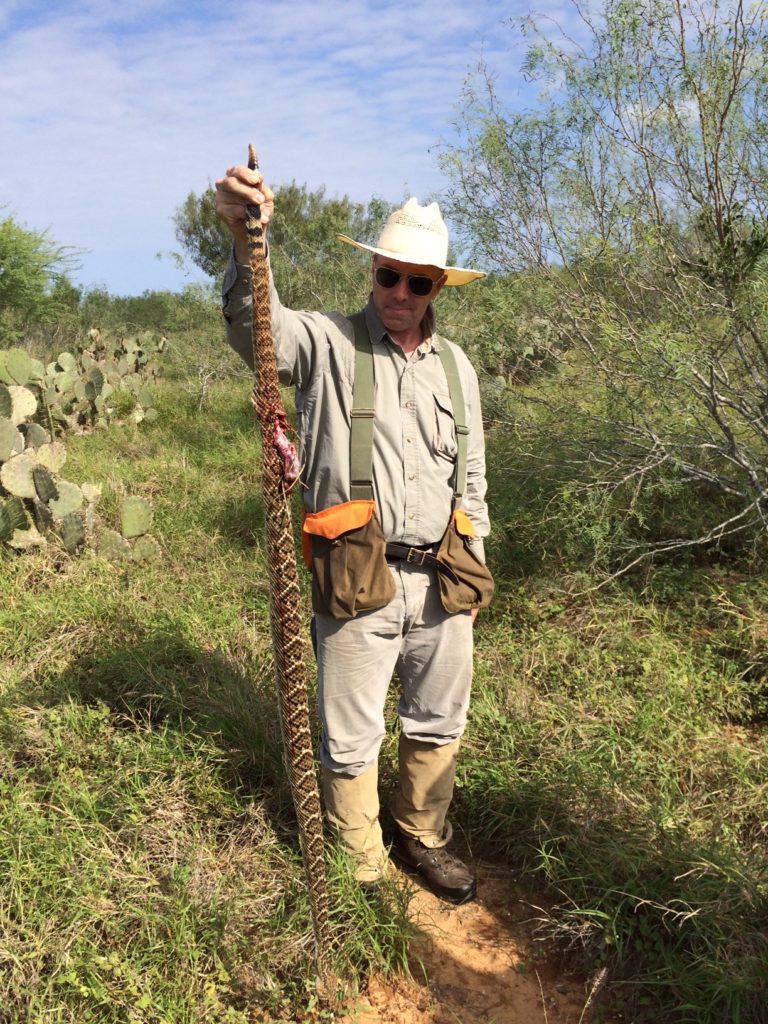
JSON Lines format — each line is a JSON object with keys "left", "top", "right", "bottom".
{"left": 424, "top": 845, "right": 466, "bottom": 878}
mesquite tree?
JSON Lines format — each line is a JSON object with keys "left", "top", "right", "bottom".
{"left": 441, "top": 0, "right": 768, "bottom": 568}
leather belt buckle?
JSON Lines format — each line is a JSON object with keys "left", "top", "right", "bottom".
{"left": 405, "top": 546, "right": 428, "bottom": 567}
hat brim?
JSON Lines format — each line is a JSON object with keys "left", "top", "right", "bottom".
{"left": 336, "top": 234, "right": 486, "bottom": 287}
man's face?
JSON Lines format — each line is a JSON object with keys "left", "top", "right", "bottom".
{"left": 370, "top": 256, "right": 446, "bottom": 336}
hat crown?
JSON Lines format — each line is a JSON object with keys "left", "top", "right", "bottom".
{"left": 388, "top": 198, "right": 447, "bottom": 236}
{"left": 376, "top": 197, "right": 449, "bottom": 268}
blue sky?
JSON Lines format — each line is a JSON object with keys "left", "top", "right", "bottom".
{"left": 0, "top": 0, "right": 569, "bottom": 295}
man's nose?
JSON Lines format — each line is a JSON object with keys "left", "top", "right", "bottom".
{"left": 392, "top": 275, "right": 410, "bottom": 298}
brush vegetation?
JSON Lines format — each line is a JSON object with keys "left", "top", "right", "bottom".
{"left": 2, "top": 328, "right": 765, "bottom": 1024}
{"left": 3, "top": 1, "right": 768, "bottom": 1020}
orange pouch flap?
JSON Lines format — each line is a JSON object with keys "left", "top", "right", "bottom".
{"left": 301, "top": 500, "right": 375, "bottom": 573}
{"left": 303, "top": 500, "right": 375, "bottom": 539}
{"left": 453, "top": 509, "right": 477, "bottom": 539}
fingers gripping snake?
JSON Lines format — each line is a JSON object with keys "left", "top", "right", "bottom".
{"left": 245, "top": 145, "right": 334, "bottom": 988}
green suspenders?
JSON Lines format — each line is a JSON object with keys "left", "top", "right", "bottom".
{"left": 348, "top": 311, "right": 468, "bottom": 511}
{"left": 349, "top": 312, "right": 376, "bottom": 502}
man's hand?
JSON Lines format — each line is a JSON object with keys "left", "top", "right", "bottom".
{"left": 214, "top": 164, "right": 275, "bottom": 263}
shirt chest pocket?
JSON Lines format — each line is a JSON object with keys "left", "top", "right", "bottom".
{"left": 432, "top": 391, "right": 457, "bottom": 460}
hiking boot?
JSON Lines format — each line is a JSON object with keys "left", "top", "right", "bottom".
{"left": 391, "top": 827, "right": 477, "bottom": 905}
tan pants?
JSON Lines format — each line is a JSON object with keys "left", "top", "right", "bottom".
{"left": 314, "top": 562, "right": 474, "bottom": 774}
{"left": 316, "top": 563, "right": 473, "bottom": 864}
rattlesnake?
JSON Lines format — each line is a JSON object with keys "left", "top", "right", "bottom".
{"left": 245, "top": 145, "right": 334, "bottom": 989}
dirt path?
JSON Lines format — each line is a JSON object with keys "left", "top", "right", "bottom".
{"left": 340, "top": 862, "right": 601, "bottom": 1024}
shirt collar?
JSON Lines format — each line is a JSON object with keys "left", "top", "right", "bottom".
{"left": 363, "top": 296, "right": 441, "bottom": 353}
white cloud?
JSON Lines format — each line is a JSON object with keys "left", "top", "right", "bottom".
{"left": 1, "top": 0, "right": 533, "bottom": 293}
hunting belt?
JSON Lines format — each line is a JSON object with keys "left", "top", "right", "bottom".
{"left": 384, "top": 540, "right": 448, "bottom": 572}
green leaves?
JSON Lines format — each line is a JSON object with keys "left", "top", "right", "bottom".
{"left": 0, "top": 215, "right": 80, "bottom": 346}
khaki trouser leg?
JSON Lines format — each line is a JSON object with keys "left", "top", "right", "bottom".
{"left": 321, "top": 764, "right": 388, "bottom": 883}
{"left": 390, "top": 735, "right": 461, "bottom": 850}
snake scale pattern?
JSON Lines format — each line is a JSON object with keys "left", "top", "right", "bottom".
{"left": 245, "top": 145, "right": 334, "bottom": 988}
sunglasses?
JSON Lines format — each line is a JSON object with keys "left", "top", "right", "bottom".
{"left": 374, "top": 265, "right": 440, "bottom": 297}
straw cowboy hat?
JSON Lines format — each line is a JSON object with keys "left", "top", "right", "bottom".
{"left": 337, "top": 197, "right": 485, "bottom": 287}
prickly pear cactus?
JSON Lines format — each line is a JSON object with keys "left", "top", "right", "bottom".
{"left": 1, "top": 451, "right": 38, "bottom": 499}
{"left": 130, "top": 533, "right": 161, "bottom": 562}
{"left": 59, "top": 513, "right": 86, "bottom": 554}
{"left": 0, "top": 383, "right": 12, "bottom": 419}
{"left": 0, "top": 332, "right": 163, "bottom": 437}
{"left": 0, "top": 419, "right": 24, "bottom": 462}
{"left": 1, "top": 403, "right": 92, "bottom": 554}
{"left": 32, "top": 465, "right": 59, "bottom": 504}
{"left": 96, "top": 528, "right": 132, "bottom": 561}
{"left": 1, "top": 336, "right": 164, "bottom": 558}
{"left": 0, "top": 349, "right": 32, "bottom": 386}
{"left": 120, "top": 495, "right": 153, "bottom": 538}
{"left": 24, "top": 423, "right": 51, "bottom": 449}
{"left": 48, "top": 480, "right": 84, "bottom": 520}
{"left": 9, "top": 386, "right": 37, "bottom": 426}
{"left": 0, "top": 502, "right": 11, "bottom": 543}
{"left": 93, "top": 497, "right": 161, "bottom": 563}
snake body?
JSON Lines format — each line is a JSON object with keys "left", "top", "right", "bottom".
{"left": 245, "top": 145, "right": 334, "bottom": 988}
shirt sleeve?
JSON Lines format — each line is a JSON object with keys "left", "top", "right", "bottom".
{"left": 458, "top": 350, "right": 491, "bottom": 562}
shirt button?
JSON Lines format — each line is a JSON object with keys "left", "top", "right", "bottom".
{"left": 408, "top": 513, "right": 415, "bottom": 520}
{"left": 409, "top": 474, "right": 416, "bottom": 481}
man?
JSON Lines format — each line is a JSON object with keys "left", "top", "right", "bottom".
{"left": 215, "top": 161, "right": 492, "bottom": 905}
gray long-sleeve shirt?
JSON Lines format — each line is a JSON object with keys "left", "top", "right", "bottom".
{"left": 222, "top": 258, "right": 490, "bottom": 556}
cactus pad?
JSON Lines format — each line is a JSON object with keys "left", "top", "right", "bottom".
{"left": 131, "top": 533, "right": 161, "bottom": 562}
{"left": 0, "top": 383, "right": 11, "bottom": 419}
{"left": 0, "top": 418, "right": 24, "bottom": 462}
{"left": 33, "top": 498, "right": 55, "bottom": 534}
{"left": 2, "top": 350, "right": 33, "bottom": 386}
{"left": 54, "top": 371, "right": 74, "bottom": 394}
{"left": 8, "top": 525, "right": 47, "bottom": 550}
{"left": 120, "top": 495, "right": 153, "bottom": 538}
{"left": 35, "top": 442, "right": 67, "bottom": 474}
{"left": 56, "top": 352, "right": 77, "bottom": 373}
{"left": 0, "top": 502, "right": 11, "bottom": 543}
{"left": 32, "top": 465, "right": 59, "bottom": 503}
{"left": 96, "top": 528, "right": 132, "bottom": 561}
{"left": 4, "top": 496, "right": 30, "bottom": 532}
{"left": 81, "top": 482, "right": 102, "bottom": 505}
{"left": 24, "top": 423, "right": 51, "bottom": 449}
{"left": 9, "top": 386, "right": 38, "bottom": 426}
{"left": 59, "top": 513, "right": 86, "bottom": 553}
{"left": 1, "top": 452, "right": 38, "bottom": 498}
{"left": 48, "top": 480, "right": 84, "bottom": 520}
{"left": 28, "top": 357, "right": 46, "bottom": 383}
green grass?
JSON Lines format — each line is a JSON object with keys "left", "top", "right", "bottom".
{"left": 2, "top": 370, "right": 767, "bottom": 1022}
{"left": 0, "top": 380, "right": 411, "bottom": 1023}
{"left": 460, "top": 571, "right": 768, "bottom": 1022}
